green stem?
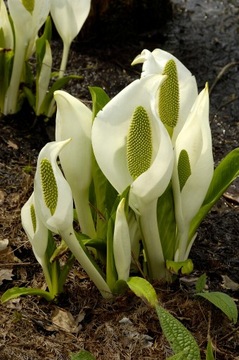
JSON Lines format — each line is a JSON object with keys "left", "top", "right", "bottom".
{"left": 61, "top": 226, "right": 112, "bottom": 299}
{"left": 138, "top": 199, "right": 166, "bottom": 280}
{"left": 92, "top": 156, "right": 108, "bottom": 239}
{"left": 50, "top": 260, "right": 59, "bottom": 298}
{"left": 41, "top": 257, "right": 54, "bottom": 294}
{"left": 59, "top": 41, "right": 70, "bottom": 78}
{"left": 174, "top": 228, "right": 196, "bottom": 262}
{"left": 46, "top": 41, "right": 71, "bottom": 117}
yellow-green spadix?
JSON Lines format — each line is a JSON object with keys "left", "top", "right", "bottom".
{"left": 34, "top": 139, "right": 73, "bottom": 234}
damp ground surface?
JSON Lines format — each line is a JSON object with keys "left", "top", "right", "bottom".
{"left": 0, "top": 1, "right": 239, "bottom": 359}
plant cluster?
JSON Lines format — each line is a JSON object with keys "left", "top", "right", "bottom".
{"left": 0, "top": 0, "right": 91, "bottom": 116}
{"left": 1, "top": 3, "right": 238, "bottom": 359}
{"left": 2, "top": 48, "right": 239, "bottom": 302}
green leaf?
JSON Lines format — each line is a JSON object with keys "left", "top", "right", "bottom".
{"left": 195, "top": 273, "right": 207, "bottom": 293}
{"left": 23, "top": 86, "right": 36, "bottom": 109}
{"left": 206, "top": 338, "right": 215, "bottom": 360}
{"left": 106, "top": 206, "right": 118, "bottom": 291}
{"left": 166, "top": 259, "right": 194, "bottom": 275}
{"left": 156, "top": 304, "right": 201, "bottom": 360}
{"left": 113, "top": 279, "right": 128, "bottom": 295}
{"left": 0, "top": 49, "right": 14, "bottom": 111}
{"left": 1, "top": 287, "right": 54, "bottom": 303}
{"left": 127, "top": 277, "right": 158, "bottom": 307}
{"left": 89, "top": 86, "right": 110, "bottom": 119}
{"left": 41, "top": 75, "right": 83, "bottom": 115}
{"left": 36, "top": 17, "right": 52, "bottom": 74}
{"left": 189, "top": 148, "right": 239, "bottom": 240}
{"left": 58, "top": 253, "right": 75, "bottom": 293}
{"left": 197, "top": 291, "right": 238, "bottom": 324}
{"left": 70, "top": 350, "right": 96, "bottom": 360}
{"left": 167, "top": 352, "right": 187, "bottom": 360}
{"left": 83, "top": 238, "right": 107, "bottom": 252}
{"left": 91, "top": 154, "right": 117, "bottom": 241}
{"left": 157, "top": 182, "right": 177, "bottom": 261}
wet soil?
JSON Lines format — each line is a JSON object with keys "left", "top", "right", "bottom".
{"left": 0, "top": 1, "right": 239, "bottom": 359}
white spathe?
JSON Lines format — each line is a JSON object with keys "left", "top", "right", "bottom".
{"left": 132, "top": 48, "right": 198, "bottom": 141}
{"left": 34, "top": 139, "right": 73, "bottom": 234}
{"left": 92, "top": 74, "right": 174, "bottom": 213}
{"left": 21, "top": 193, "right": 48, "bottom": 266}
{"left": 8, "top": 0, "right": 50, "bottom": 46}
{"left": 4, "top": 0, "right": 50, "bottom": 114}
{"left": 54, "top": 90, "right": 95, "bottom": 238}
{"left": 173, "top": 84, "right": 214, "bottom": 260}
{"left": 50, "top": 0, "right": 91, "bottom": 47}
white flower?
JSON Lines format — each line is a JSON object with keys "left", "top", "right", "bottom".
{"left": 132, "top": 48, "right": 198, "bottom": 141}
{"left": 8, "top": 0, "right": 50, "bottom": 46}
{"left": 54, "top": 90, "right": 95, "bottom": 238}
{"left": 33, "top": 139, "right": 112, "bottom": 298}
{"left": 92, "top": 74, "right": 174, "bottom": 279}
{"left": 50, "top": 0, "right": 91, "bottom": 75}
{"left": 4, "top": 0, "right": 50, "bottom": 114}
{"left": 173, "top": 84, "right": 214, "bottom": 260}
{"left": 92, "top": 74, "right": 173, "bottom": 212}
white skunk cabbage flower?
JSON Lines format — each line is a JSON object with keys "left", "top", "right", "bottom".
{"left": 113, "top": 198, "right": 131, "bottom": 282}
{"left": 33, "top": 139, "right": 112, "bottom": 298}
{"left": 92, "top": 74, "right": 173, "bottom": 213}
{"left": 92, "top": 74, "right": 174, "bottom": 279}
{"left": 50, "top": 0, "right": 91, "bottom": 75}
{"left": 132, "top": 48, "right": 198, "bottom": 141}
{"left": 7, "top": 0, "right": 50, "bottom": 46}
{"left": 21, "top": 192, "right": 54, "bottom": 292}
{"left": 173, "top": 84, "right": 214, "bottom": 261}
{"left": 54, "top": 90, "right": 95, "bottom": 238}
{"left": 4, "top": 0, "right": 50, "bottom": 114}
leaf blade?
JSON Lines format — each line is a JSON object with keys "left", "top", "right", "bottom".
{"left": 189, "top": 148, "right": 239, "bottom": 240}
{"left": 156, "top": 304, "right": 201, "bottom": 360}
{"left": 197, "top": 291, "right": 238, "bottom": 324}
